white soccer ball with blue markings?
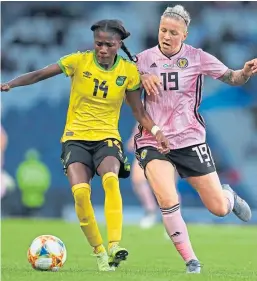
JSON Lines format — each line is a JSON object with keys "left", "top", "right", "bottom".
{"left": 27, "top": 235, "right": 67, "bottom": 271}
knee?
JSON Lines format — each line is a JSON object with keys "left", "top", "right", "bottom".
{"left": 72, "top": 184, "right": 91, "bottom": 223}
{"left": 74, "top": 189, "right": 89, "bottom": 202}
{"left": 214, "top": 208, "right": 228, "bottom": 217}
{"left": 102, "top": 172, "right": 119, "bottom": 191}
{"left": 209, "top": 201, "right": 228, "bottom": 217}
{"left": 72, "top": 184, "right": 91, "bottom": 203}
{"left": 148, "top": 184, "right": 179, "bottom": 208}
{"left": 102, "top": 167, "right": 119, "bottom": 176}
{"left": 156, "top": 195, "right": 179, "bottom": 209}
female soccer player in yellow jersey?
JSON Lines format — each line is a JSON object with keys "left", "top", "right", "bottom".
{"left": 1, "top": 19, "right": 169, "bottom": 271}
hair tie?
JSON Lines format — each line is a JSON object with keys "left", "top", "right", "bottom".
{"left": 170, "top": 12, "right": 187, "bottom": 25}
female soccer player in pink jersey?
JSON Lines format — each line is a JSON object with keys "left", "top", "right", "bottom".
{"left": 135, "top": 5, "right": 257, "bottom": 273}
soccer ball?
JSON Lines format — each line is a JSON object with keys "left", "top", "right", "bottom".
{"left": 27, "top": 235, "right": 67, "bottom": 271}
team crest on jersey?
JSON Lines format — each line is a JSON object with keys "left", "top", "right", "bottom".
{"left": 116, "top": 76, "right": 127, "bottom": 86}
{"left": 177, "top": 58, "right": 188, "bottom": 68}
{"left": 141, "top": 149, "right": 147, "bottom": 160}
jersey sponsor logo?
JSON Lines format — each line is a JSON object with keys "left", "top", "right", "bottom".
{"left": 177, "top": 58, "right": 188, "bottom": 68}
{"left": 140, "top": 149, "right": 147, "bottom": 160}
{"left": 116, "top": 76, "right": 127, "bottom": 86}
{"left": 163, "top": 63, "right": 176, "bottom": 69}
{"left": 150, "top": 62, "right": 157, "bottom": 68}
{"left": 83, "top": 71, "right": 92, "bottom": 78}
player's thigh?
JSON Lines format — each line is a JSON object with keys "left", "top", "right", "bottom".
{"left": 187, "top": 172, "right": 227, "bottom": 215}
{"left": 137, "top": 147, "right": 178, "bottom": 207}
{"left": 67, "top": 163, "right": 93, "bottom": 187}
{"left": 97, "top": 156, "right": 120, "bottom": 176}
{"left": 61, "top": 141, "right": 94, "bottom": 186}
{"left": 131, "top": 158, "right": 146, "bottom": 184}
{"left": 95, "top": 139, "right": 130, "bottom": 178}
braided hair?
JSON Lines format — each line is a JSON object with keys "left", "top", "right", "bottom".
{"left": 91, "top": 19, "right": 137, "bottom": 62}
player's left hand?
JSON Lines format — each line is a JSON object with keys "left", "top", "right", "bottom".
{"left": 243, "top": 58, "right": 257, "bottom": 77}
{"left": 155, "top": 130, "right": 170, "bottom": 154}
{"left": 141, "top": 74, "right": 162, "bottom": 96}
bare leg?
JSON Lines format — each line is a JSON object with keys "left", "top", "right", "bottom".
{"left": 145, "top": 160, "right": 199, "bottom": 268}
{"left": 187, "top": 172, "right": 251, "bottom": 221}
{"left": 131, "top": 159, "right": 158, "bottom": 228}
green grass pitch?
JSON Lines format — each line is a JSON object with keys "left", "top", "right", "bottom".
{"left": 1, "top": 219, "right": 257, "bottom": 281}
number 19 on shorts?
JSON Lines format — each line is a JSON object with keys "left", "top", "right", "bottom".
{"left": 192, "top": 144, "right": 214, "bottom": 167}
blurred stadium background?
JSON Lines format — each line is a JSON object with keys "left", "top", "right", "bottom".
{"left": 1, "top": 1, "right": 257, "bottom": 224}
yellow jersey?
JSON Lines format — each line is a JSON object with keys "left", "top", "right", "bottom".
{"left": 58, "top": 51, "right": 140, "bottom": 142}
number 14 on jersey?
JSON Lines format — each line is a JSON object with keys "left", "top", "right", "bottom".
{"left": 93, "top": 78, "right": 108, "bottom": 98}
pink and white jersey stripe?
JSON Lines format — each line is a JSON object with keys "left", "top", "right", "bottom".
{"left": 135, "top": 44, "right": 228, "bottom": 150}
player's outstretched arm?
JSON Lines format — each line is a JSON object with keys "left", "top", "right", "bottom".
{"left": 126, "top": 89, "right": 170, "bottom": 154}
{"left": 0, "top": 64, "right": 62, "bottom": 92}
{"left": 219, "top": 58, "right": 257, "bottom": 86}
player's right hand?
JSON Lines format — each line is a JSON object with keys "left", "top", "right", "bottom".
{"left": 155, "top": 130, "right": 170, "bottom": 154}
{"left": 141, "top": 74, "right": 162, "bottom": 96}
{"left": 0, "top": 83, "right": 11, "bottom": 92}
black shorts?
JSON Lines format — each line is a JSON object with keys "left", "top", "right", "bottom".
{"left": 136, "top": 143, "right": 216, "bottom": 178}
{"left": 61, "top": 139, "right": 130, "bottom": 178}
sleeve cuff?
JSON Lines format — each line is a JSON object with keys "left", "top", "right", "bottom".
{"left": 57, "top": 60, "right": 69, "bottom": 77}
{"left": 126, "top": 83, "right": 141, "bottom": 92}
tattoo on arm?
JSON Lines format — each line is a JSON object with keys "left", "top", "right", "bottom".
{"left": 219, "top": 69, "right": 250, "bottom": 86}
{"left": 219, "top": 69, "right": 233, "bottom": 85}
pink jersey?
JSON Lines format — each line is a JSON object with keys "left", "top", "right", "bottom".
{"left": 135, "top": 44, "right": 228, "bottom": 150}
